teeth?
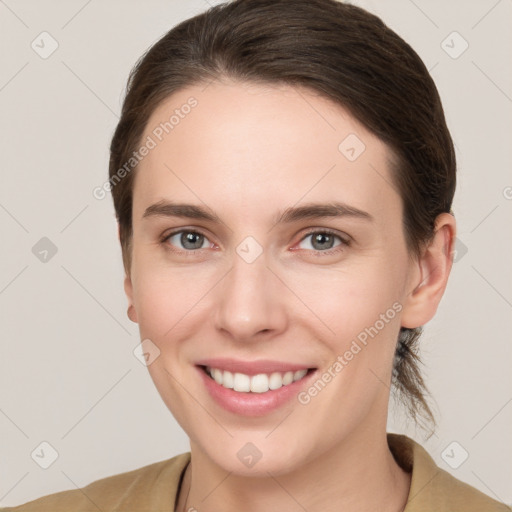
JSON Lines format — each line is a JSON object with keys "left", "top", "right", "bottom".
{"left": 212, "top": 368, "right": 223, "bottom": 385}
{"left": 222, "top": 370, "right": 234, "bottom": 389}
{"left": 233, "top": 372, "right": 251, "bottom": 392}
{"left": 205, "top": 367, "right": 308, "bottom": 393}
{"left": 250, "top": 373, "right": 268, "bottom": 393}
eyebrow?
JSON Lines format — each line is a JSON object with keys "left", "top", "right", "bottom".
{"left": 142, "top": 200, "right": 373, "bottom": 224}
{"left": 275, "top": 201, "right": 373, "bottom": 224}
{"left": 143, "top": 200, "right": 220, "bottom": 222}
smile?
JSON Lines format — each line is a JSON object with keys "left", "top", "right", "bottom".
{"left": 196, "top": 361, "right": 318, "bottom": 416}
{"left": 203, "top": 365, "right": 310, "bottom": 393}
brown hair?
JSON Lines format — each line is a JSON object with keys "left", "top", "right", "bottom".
{"left": 109, "top": 0, "right": 456, "bottom": 431}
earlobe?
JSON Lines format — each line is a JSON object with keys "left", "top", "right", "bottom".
{"left": 400, "top": 213, "right": 456, "bottom": 329}
{"left": 124, "top": 273, "right": 138, "bottom": 323}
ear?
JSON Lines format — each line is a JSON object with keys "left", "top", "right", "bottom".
{"left": 400, "top": 213, "right": 456, "bottom": 329}
{"left": 124, "top": 272, "right": 138, "bottom": 323}
{"left": 118, "top": 221, "right": 138, "bottom": 323}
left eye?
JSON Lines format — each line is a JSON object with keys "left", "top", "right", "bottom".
{"left": 297, "top": 231, "right": 346, "bottom": 251}
{"left": 164, "top": 230, "right": 212, "bottom": 251}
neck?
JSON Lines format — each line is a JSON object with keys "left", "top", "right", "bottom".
{"left": 176, "top": 428, "right": 411, "bottom": 512}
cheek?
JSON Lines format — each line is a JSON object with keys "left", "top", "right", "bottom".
{"left": 131, "top": 255, "right": 219, "bottom": 340}
{"left": 284, "top": 255, "right": 406, "bottom": 343}
{"left": 133, "top": 275, "right": 189, "bottom": 337}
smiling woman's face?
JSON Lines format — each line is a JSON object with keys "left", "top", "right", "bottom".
{"left": 124, "top": 80, "right": 423, "bottom": 475}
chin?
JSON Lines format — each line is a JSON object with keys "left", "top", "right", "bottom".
{"left": 192, "top": 434, "right": 312, "bottom": 478}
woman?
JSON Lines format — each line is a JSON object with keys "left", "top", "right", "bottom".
{"left": 4, "top": 0, "right": 507, "bottom": 510}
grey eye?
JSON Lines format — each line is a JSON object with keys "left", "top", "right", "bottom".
{"left": 299, "top": 232, "right": 343, "bottom": 251}
{"left": 167, "top": 231, "right": 209, "bottom": 250}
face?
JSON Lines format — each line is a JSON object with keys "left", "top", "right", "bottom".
{"left": 125, "top": 80, "right": 422, "bottom": 476}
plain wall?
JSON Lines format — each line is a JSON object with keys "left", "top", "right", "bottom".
{"left": 1, "top": 0, "right": 511, "bottom": 506}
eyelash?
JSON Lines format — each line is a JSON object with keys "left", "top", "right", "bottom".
{"left": 160, "top": 228, "right": 351, "bottom": 256}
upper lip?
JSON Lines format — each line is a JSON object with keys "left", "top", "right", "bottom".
{"left": 196, "top": 358, "right": 316, "bottom": 376}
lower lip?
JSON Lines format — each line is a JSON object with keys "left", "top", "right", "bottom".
{"left": 196, "top": 366, "right": 317, "bottom": 416}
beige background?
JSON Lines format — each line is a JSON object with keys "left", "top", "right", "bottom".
{"left": 0, "top": 0, "right": 511, "bottom": 507}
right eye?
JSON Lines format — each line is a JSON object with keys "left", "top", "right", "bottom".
{"left": 161, "top": 229, "right": 215, "bottom": 252}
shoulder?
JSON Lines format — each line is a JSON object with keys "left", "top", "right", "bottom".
{"left": 388, "top": 433, "right": 510, "bottom": 512}
{"left": 1, "top": 452, "right": 191, "bottom": 512}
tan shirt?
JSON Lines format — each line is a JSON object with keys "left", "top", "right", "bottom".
{"left": 2, "top": 434, "right": 508, "bottom": 511}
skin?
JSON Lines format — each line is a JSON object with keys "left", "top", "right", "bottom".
{"left": 123, "top": 79, "right": 456, "bottom": 512}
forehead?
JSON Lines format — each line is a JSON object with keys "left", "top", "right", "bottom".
{"left": 133, "top": 80, "right": 400, "bottom": 224}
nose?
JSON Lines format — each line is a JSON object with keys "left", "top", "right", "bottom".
{"left": 213, "top": 248, "right": 288, "bottom": 342}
